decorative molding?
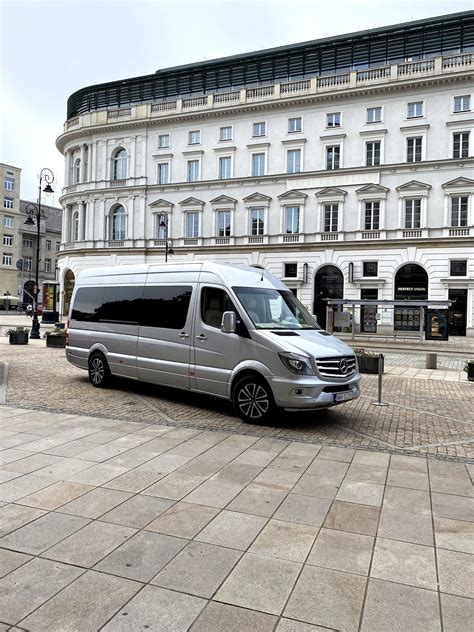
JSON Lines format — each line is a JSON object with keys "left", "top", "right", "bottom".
{"left": 315, "top": 187, "right": 347, "bottom": 198}
{"left": 442, "top": 176, "right": 474, "bottom": 188}
{"left": 179, "top": 196, "right": 205, "bottom": 207}
{"left": 396, "top": 179, "right": 432, "bottom": 191}
{"left": 356, "top": 183, "right": 390, "bottom": 195}
{"left": 149, "top": 198, "right": 174, "bottom": 209}
{"left": 242, "top": 192, "right": 272, "bottom": 203}
{"left": 278, "top": 189, "right": 308, "bottom": 200}
{"left": 319, "top": 133, "right": 347, "bottom": 141}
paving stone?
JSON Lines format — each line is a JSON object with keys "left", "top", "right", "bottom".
{"left": 0, "top": 449, "right": 37, "bottom": 467}
{"left": 352, "top": 450, "right": 390, "bottom": 468}
{"left": 308, "top": 528, "right": 373, "bottom": 575}
{"left": 185, "top": 480, "right": 244, "bottom": 508}
{"left": 145, "top": 501, "right": 219, "bottom": 538}
{"left": 141, "top": 472, "right": 205, "bottom": 500}
{"left": 323, "top": 500, "right": 380, "bottom": 536}
{"left": 58, "top": 487, "right": 132, "bottom": 519}
{"left": 437, "top": 549, "right": 474, "bottom": 598}
{"left": 0, "top": 474, "right": 57, "bottom": 503}
{"left": 44, "top": 520, "right": 136, "bottom": 567}
{"left": 429, "top": 475, "right": 473, "bottom": 497}
{"left": 66, "top": 462, "right": 128, "bottom": 486}
{"left": 360, "top": 578, "right": 441, "bottom": 632}
{"left": 383, "top": 486, "right": 431, "bottom": 515}
{"left": 390, "top": 455, "right": 427, "bottom": 473}
{"left": 431, "top": 492, "right": 474, "bottom": 523}
{"left": 226, "top": 484, "right": 287, "bottom": 517}
{"left": 277, "top": 620, "right": 335, "bottom": 631}
{"left": 434, "top": 516, "right": 474, "bottom": 554}
{"left": 67, "top": 443, "right": 129, "bottom": 463}
{"left": 153, "top": 541, "right": 241, "bottom": 597}
{"left": 292, "top": 474, "right": 339, "bottom": 499}
{"left": 1, "top": 453, "right": 63, "bottom": 475}
{"left": 428, "top": 460, "right": 469, "bottom": 479}
{"left": 285, "top": 565, "right": 366, "bottom": 631}
{"left": 440, "top": 593, "right": 474, "bottom": 632}
{"left": 212, "top": 462, "right": 263, "bottom": 484}
{"left": 102, "top": 467, "right": 166, "bottom": 493}
{"left": 197, "top": 444, "right": 244, "bottom": 464}
{"left": 251, "top": 468, "right": 301, "bottom": 492}
{"left": 0, "top": 548, "right": 32, "bottom": 578}
{"left": 196, "top": 510, "right": 267, "bottom": 550}
{"left": 190, "top": 601, "right": 277, "bottom": 631}
{"left": 101, "top": 494, "right": 174, "bottom": 528}
{"left": 20, "top": 569, "right": 141, "bottom": 631}
{"left": 305, "top": 458, "right": 349, "bottom": 481}
{"left": 336, "top": 480, "right": 384, "bottom": 507}
{"left": 346, "top": 463, "right": 387, "bottom": 484}
{"left": 105, "top": 447, "right": 158, "bottom": 468}
{"left": 176, "top": 458, "right": 223, "bottom": 478}
{"left": 102, "top": 584, "right": 206, "bottom": 631}
{"left": 378, "top": 508, "right": 434, "bottom": 545}
{"left": 318, "top": 446, "right": 355, "bottom": 463}
{"left": 0, "top": 558, "right": 84, "bottom": 625}
{"left": 0, "top": 504, "right": 46, "bottom": 536}
{"left": 249, "top": 519, "right": 317, "bottom": 562}
{"left": 386, "top": 468, "right": 429, "bottom": 491}
{"left": 371, "top": 537, "right": 437, "bottom": 590}
{"left": 166, "top": 440, "right": 214, "bottom": 458}
{"left": 0, "top": 470, "right": 21, "bottom": 484}
{"left": 95, "top": 530, "right": 187, "bottom": 582}
{"left": 43, "top": 439, "right": 98, "bottom": 457}
{"left": 274, "top": 494, "right": 332, "bottom": 527}
{"left": 0, "top": 511, "right": 89, "bottom": 555}
{"left": 16, "top": 481, "right": 93, "bottom": 511}
{"left": 216, "top": 552, "right": 301, "bottom": 615}
{"left": 280, "top": 442, "right": 321, "bottom": 458}
{"left": 251, "top": 437, "right": 289, "bottom": 453}
{"left": 235, "top": 449, "right": 278, "bottom": 467}
{"left": 269, "top": 454, "right": 313, "bottom": 473}
{"left": 34, "top": 458, "right": 95, "bottom": 481}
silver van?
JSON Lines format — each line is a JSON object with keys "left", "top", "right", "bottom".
{"left": 66, "top": 262, "right": 360, "bottom": 422}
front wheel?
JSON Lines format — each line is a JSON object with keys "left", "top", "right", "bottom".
{"left": 88, "top": 353, "right": 112, "bottom": 388}
{"left": 232, "top": 375, "right": 275, "bottom": 423}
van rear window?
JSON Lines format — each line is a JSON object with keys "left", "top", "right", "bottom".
{"left": 71, "top": 287, "right": 104, "bottom": 322}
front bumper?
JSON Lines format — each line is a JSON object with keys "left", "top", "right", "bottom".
{"left": 268, "top": 372, "right": 361, "bottom": 410}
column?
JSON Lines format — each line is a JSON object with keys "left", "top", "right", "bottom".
{"left": 130, "top": 137, "right": 136, "bottom": 178}
{"left": 65, "top": 151, "right": 72, "bottom": 186}
{"left": 89, "top": 143, "right": 95, "bottom": 182}
{"left": 79, "top": 144, "right": 86, "bottom": 182}
{"left": 63, "top": 205, "right": 71, "bottom": 243}
{"left": 102, "top": 141, "right": 108, "bottom": 180}
{"left": 79, "top": 202, "right": 86, "bottom": 241}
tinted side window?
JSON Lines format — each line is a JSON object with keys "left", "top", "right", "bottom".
{"left": 100, "top": 286, "right": 143, "bottom": 324}
{"left": 71, "top": 287, "right": 105, "bottom": 322}
{"left": 141, "top": 286, "right": 192, "bottom": 329}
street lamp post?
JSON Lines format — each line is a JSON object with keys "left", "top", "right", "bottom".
{"left": 24, "top": 168, "right": 54, "bottom": 339}
{"left": 159, "top": 213, "right": 174, "bottom": 262}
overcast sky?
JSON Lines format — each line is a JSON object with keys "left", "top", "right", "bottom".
{"left": 1, "top": 0, "right": 471, "bottom": 203}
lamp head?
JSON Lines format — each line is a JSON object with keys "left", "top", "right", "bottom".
{"left": 43, "top": 183, "right": 54, "bottom": 195}
{"left": 24, "top": 216, "right": 35, "bottom": 226}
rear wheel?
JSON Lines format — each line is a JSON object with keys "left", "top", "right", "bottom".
{"left": 88, "top": 353, "right": 112, "bottom": 388}
{"left": 232, "top": 375, "right": 275, "bottom": 423}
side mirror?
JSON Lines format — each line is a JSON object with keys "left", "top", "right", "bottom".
{"left": 221, "top": 311, "right": 236, "bottom": 334}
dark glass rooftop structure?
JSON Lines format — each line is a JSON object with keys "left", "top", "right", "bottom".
{"left": 67, "top": 11, "right": 474, "bottom": 119}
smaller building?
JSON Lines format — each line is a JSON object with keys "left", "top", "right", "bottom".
{"left": 0, "top": 163, "right": 22, "bottom": 300}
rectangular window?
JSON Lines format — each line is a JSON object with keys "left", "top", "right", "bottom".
{"left": 2, "top": 253, "right": 12, "bottom": 266}
{"left": 251, "top": 153, "right": 265, "bottom": 177}
{"left": 326, "top": 145, "right": 340, "bottom": 170}
{"left": 367, "top": 107, "right": 382, "bottom": 123}
{"left": 188, "top": 130, "right": 201, "bottom": 145}
{"left": 453, "top": 132, "right": 469, "bottom": 159}
{"left": 217, "top": 210, "right": 231, "bottom": 236}
{"left": 250, "top": 208, "right": 264, "bottom": 235}
{"left": 3, "top": 235, "right": 13, "bottom": 246}
{"left": 285, "top": 206, "right": 299, "bottom": 234}
{"left": 288, "top": 117, "right": 302, "bottom": 133}
{"left": 186, "top": 212, "right": 199, "bottom": 238}
{"left": 364, "top": 201, "right": 380, "bottom": 230}
{"left": 287, "top": 149, "right": 301, "bottom": 174}
{"left": 407, "top": 101, "right": 423, "bottom": 118}
{"left": 201, "top": 287, "right": 237, "bottom": 328}
{"left": 23, "top": 238, "right": 33, "bottom": 248}
{"left": 46, "top": 239, "right": 51, "bottom": 251}
{"left": 363, "top": 262, "right": 378, "bottom": 277}
{"left": 252, "top": 121, "right": 266, "bottom": 137}
{"left": 326, "top": 112, "right": 341, "bottom": 128}
{"left": 451, "top": 196, "right": 468, "bottom": 227}
{"left": 219, "top": 156, "right": 232, "bottom": 180}
{"left": 405, "top": 199, "right": 421, "bottom": 229}
{"left": 44, "top": 258, "right": 51, "bottom": 273}
{"left": 219, "top": 126, "right": 232, "bottom": 141}
{"left": 366, "top": 141, "right": 381, "bottom": 166}
{"left": 158, "top": 134, "right": 170, "bottom": 148}
{"left": 187, "top": 160, "right": 200, "bottom": 182}
{"left": 56, "top": 241, "right": 60, "bottom": 251}
{"left": 158, "top": 162, "right": 169, "bottom": 185}
{"left": 3, "top": 215, "right": 13, "bottom": 228}
{"left": 324, "top": 204, "right": 339, "bottom": 232}
{"left": 3, "top": 197, "right": 13, "bottom": 209}
{"left": 24, "top": 256, "right": 32, "bottom": 271}
{"left": 407, "top": 137, "right": 423, "bottom": 162}
{"left": 284, "top": 263, "right": 298, "bottom": 278}
{"left": 141, "top": 285, "right": 192, "bottom": 329}
{"left": 450, "top": 260, "right": 467, "bottom": 276}
{"left": 4, "top": 178, "right": 14, "bottom": 191}
{"left": 453, "top": 95, "right": 470, "bottom": 113}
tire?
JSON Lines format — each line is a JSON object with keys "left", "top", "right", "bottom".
{"left": 88, "top": 352, "right": 112, "bottom": 388}
{"left": 232, "top": 375, "right": 275, "bottom": 423}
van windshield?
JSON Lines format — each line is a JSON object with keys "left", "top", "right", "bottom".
{"left": 233, "top": 287, "right": 320, "bottom": 330}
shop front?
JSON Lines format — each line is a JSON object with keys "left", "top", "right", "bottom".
{"left": 394, "top": 264, "right": 428, "bottom": 332}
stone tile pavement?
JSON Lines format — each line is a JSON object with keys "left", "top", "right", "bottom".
{"left": 0, "top": 405, "right": 472, "bottom": 631}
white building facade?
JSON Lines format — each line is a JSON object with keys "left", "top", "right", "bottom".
{"left": 56, "top": 12, "right": 474, "bottom": 336}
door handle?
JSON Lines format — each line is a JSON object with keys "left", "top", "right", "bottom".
{"left": 196, "top": 334, "right": 207, "bottom": 341}
{"left": 179, "top": 332, "right": 189, "bottom": 339}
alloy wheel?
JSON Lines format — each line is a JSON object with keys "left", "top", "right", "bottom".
{"left": 237, "top": 382, "right": 270, "bottom": 419}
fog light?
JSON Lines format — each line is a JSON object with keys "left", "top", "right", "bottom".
{"left": 293, "top": 388, "right": 304, "bottom": 395}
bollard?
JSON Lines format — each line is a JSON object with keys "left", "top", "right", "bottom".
{"left": 426, "top": 353, "right": 437, "bottom": 370}
{"left": 372, "top": 353, "right": 389, "bottom": 407}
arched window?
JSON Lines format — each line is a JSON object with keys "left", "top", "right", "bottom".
{"left": 72, "top": 211, "right": 79, "bottom": 241}
{"left": 111, "top": 206, "right": 126, "bottom": 240}
{"left": 74, "top": 159, "right": 81, "bottom": 184}
{"left": 113, "top": 148, "right": 128, "bottom": 180}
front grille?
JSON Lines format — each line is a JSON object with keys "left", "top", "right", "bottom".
{"left": 316, "top": 355, "right": 357, "bottom": 378}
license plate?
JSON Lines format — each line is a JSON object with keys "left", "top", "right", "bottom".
{"left": 334, "top": 391, "right": 355, "bottom": 402}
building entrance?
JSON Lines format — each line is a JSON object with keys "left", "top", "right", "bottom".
{"left": 313, "top": 265, "right": 344, "bottom": 329}
{"left": 448, "top": 289, "right": 467, "bottom": 336}
{"left": 394, "top": 264, "right": 428, "bottom": 332}
{"left": 361, "top": 288, "right": 378, "bottom": 333}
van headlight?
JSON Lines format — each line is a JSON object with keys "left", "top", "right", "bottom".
{"left": 279, "top": 352, "right": 315, "bottom": 375}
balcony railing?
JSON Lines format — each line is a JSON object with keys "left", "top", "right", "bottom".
{"left": 448, "top": 227, "right": 470, "bottom": 237}
{"left": 108, "top": 108, "right": 132, "bottom": 119}
{"left": 402, "top": 229, "right": 423, "bottom": 238}
{"left": 215, "top": 237, "right": 230, "bottom": 245}
{"left": 361, "top": 231, "right": 381, "bottom": 240}
{"left": 283, "top": 234, "right": 300, "bottom": 243}
{"left": 321, "top": 232, "right": 339, "bottom": 241}
{"left": 248, "top": 236, "right": 264, "bottom": 244}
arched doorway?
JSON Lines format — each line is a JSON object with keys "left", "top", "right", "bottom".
{"left": 313, "top": 265, "right": 344, "bottom": 329}
{"left": 394, "top": 263, "right": 428, "bottom": 331}
{"left": 63, "top": 270, "right": 75, "bottom": 316}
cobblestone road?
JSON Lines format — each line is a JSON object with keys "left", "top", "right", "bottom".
{"left": 1, "top": 345, "right": 473, "bottom": 460}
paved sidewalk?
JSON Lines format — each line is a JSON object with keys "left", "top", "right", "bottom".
{"left": 0, "top": 405, "right": 472, "bottom": 631}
